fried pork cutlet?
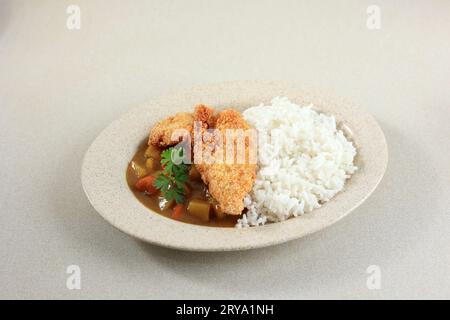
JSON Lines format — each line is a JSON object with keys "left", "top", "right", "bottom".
{"left": 149, "top": 105, "right": 215, "bottom": 148}
{"left": 195, "top": 109, "right": 256, "bottom": 215}
{"left": 148, "top": 112, "right": 194, "bottom": 147}
{"left": 194, "top": 104, "right": 217, "bottom": 127}
{"left": 148, "top": 104, "right": 256, "bottom": 215}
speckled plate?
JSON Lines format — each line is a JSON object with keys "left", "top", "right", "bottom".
{"left": 81, "top": 81, "right": 388, "bottom": 251}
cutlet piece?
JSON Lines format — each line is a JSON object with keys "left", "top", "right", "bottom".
{"left": 195, "top": 109, "right": 256, "bottom": 215}
{"left": 194, "top": 104, "right": 216, "bottom": 127}
{"left": 148, "top": 112, "right": 194, "bottom": 147}
{"left": 149, "top": 105, "right": 214, "bottom": 147}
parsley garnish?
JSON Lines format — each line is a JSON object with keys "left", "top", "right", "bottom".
{"left": 154, "top": 147, "right": 189, "bottom": 204}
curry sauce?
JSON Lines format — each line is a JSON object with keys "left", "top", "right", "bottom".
{"left": 126, "top": 143, "right": 239, "bottom": 227}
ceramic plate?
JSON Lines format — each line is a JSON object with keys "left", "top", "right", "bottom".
{"left": 81, "top": 81, "right": 388, "bottom": 251}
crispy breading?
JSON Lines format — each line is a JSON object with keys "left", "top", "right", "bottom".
{"left": 194, "top": 104, "right": 216, "bottom": 127}
{"left": 148, "top": 105, "right": 256, "bottom": 215}
{"left": 148, "top": 112, "right": 194, "bottom": 147}
{"left": 195, "top": 109, "right": 256, "bottom": 215}
{"left": 149, "top": 105, "right": 215, "bottom": 147}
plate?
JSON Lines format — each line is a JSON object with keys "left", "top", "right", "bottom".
{"left": 81, "top": 81, "right": 388, "bottom": 251}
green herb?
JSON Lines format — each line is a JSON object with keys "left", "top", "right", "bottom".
{"left": 154, "top": 147, "right": 189, "bottom": 204}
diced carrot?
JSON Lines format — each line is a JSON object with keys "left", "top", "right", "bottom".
{"left": 172, "top": 204, "right": 184, "bottom": 220}
{"left": 135, "top": 175, "right": 156, "bottom": 193}
{"left": 145, "top": 181, "right": 158, "bottom": 194}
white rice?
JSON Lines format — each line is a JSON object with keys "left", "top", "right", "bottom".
{"left": 236, "top": 97, "right": 357, "bottom": 228}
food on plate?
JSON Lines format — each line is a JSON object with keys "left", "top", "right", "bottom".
{"left": 194, "top": 104, "right": 216, "bottom": 127}
{"left": 126, "top": 97, "right": 357, "bottom": 228}
{"left": 194, "top": 109, "right": 257, "bottom": 215}
{"left": 238, "top": 97, "right": 357, "bottom": 227}
{"left": 187, "top": 199, "right": 211, "bottom": 221}
{"left": 149, "top": 112, "right": 194, "bottom": 147}
{"left": 127, "top": 142, "right": 242, "bottom": 227}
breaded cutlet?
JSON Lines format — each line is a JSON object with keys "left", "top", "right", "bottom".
{"left": 195, "top": 109, "right": 256, "bottom": 215}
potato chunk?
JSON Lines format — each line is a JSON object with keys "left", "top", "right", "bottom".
{"left": 187, "top": 199, "right": 211, "bottom": 222}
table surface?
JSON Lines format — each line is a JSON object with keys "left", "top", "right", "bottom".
{"left": 1, "top": 0, "right": 449, "bottom": 299}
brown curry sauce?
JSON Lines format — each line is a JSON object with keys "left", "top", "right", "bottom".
{"left": 126, "top": 143, "right": 239, "bottom": 227}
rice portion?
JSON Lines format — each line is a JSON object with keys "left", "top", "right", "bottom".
{"left": 236, "top": 97, "right": 357, "bottom": 228}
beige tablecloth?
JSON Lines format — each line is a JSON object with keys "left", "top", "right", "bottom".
{"left": 0, "top": 0, "right": 449, "bottom": 299}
